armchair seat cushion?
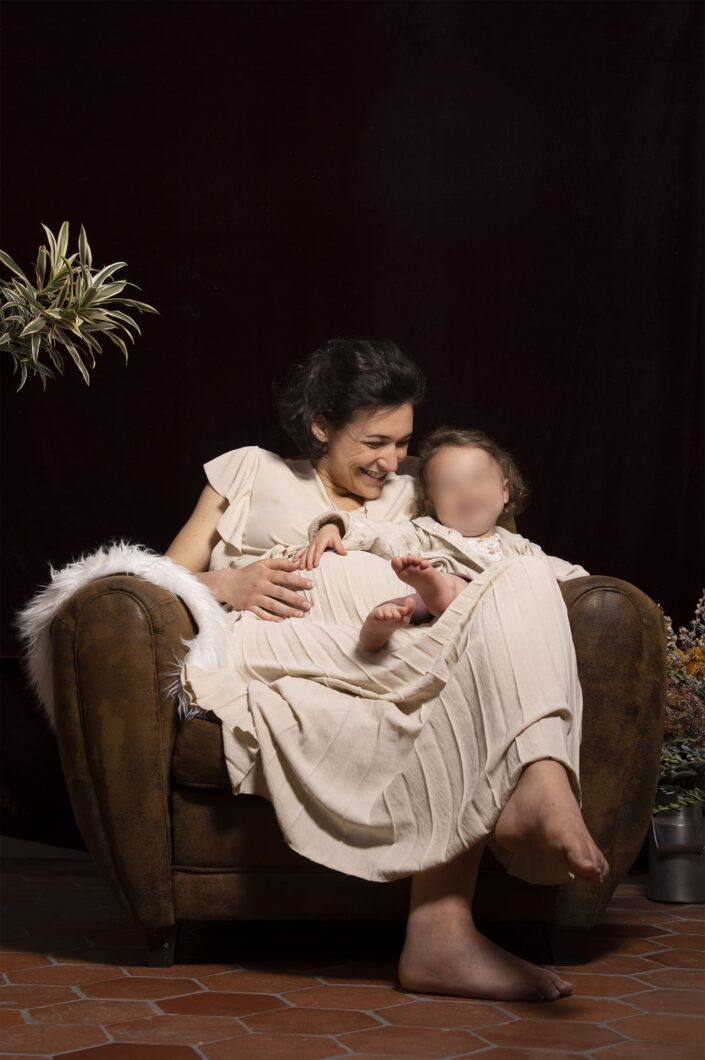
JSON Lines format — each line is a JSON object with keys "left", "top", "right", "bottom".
{"left": 171, "top": 787, "right": 319, "bottom": 870}
{"left": 171, "top": 714, "right": 231, "bottom": 789}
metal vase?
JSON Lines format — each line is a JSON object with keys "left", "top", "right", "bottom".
{"left": 648, "top": 801, "right": 705, "bottom": 903}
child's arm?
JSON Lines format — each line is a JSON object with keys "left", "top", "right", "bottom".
{"left": 293, "top": 523, "right": 348, "bottom": 570}
{"left": 303, "top": 509, "right": 429, "bottom": 563}
{"left": 522, "top": 540, "right": 590, "bottom": 581}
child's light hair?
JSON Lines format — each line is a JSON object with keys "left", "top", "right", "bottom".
{"left": 411, "top": 426, "right": 531, "bottom": 521}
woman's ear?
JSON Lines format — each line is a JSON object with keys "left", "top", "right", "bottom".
{"left": 502, "top": 478, "right": 510, "bottom": 503}
{"left": 311, "top": 416, "right": 329, "bottom": 445}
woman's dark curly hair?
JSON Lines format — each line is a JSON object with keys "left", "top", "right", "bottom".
{"left": 411, "top": 426, "right": 531, "bottom": 520}
{"left": 273, "top": 336, "right": 426, "bottom": 460}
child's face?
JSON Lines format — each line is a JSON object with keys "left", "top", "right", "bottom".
{"left": 425, "top": 445, "right": 509, "bottom": 536}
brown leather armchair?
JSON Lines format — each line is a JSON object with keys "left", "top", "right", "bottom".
{"left": 49, "top": 534, "right": 666, "bottom": 967}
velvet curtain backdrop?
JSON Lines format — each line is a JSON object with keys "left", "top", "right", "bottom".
{"left": 1, "top": 1, "right": 702, "bottom": 847}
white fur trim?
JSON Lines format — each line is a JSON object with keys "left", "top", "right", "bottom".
{"left": 13, "top": 539, "right": 232, "bottom": 729}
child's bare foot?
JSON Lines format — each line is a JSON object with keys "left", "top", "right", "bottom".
{"left": 391, "top": 554, "right": 461, "bottom": 617}
{"left": 359, "top": 597, "right": 417, "bottom": 652}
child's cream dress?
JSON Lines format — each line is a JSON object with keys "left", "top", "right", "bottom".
{"left": 180, "top": 445, "right": 586, "bottom": 886}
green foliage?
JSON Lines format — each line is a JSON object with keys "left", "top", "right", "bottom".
{"left": 0, "top": 221, "right": 158, "bottom": 390}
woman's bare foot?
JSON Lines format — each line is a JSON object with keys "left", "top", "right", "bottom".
{"left": 359, "top": 597, "right": 417, "bottom": 652}
{"left": 398, "top": 905, "right": 572, "bottom": 1002}
{"left": 391, "top": 554, "right": 462, "bottom": 617}
{"left": 495, "top": 759, "right": 608, "bottom": 885}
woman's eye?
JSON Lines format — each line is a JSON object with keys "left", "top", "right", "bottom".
{"left": 366, "top": 442, "right": 383, "bottom": 449}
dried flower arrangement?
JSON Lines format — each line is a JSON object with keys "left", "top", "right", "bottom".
{"left": 655, "top": 591, "right": 705, "bottom": 813}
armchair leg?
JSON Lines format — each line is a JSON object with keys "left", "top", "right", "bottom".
{"left": 146, "top": 923, "right": 181, "bottom": 967}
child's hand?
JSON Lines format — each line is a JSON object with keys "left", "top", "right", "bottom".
{"left": 292, "top": 524, "right": 348, "bottom": 570}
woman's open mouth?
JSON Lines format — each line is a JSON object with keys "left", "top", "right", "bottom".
{"left": 359, "top": 468, "right": 386, "bottom": 485}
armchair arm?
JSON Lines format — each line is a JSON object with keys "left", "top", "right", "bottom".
{"left": 50, "top": 574, "right": 197, "bottom": 935}
{"left": 555, "top": 575, "right": 666, "bottom": 928}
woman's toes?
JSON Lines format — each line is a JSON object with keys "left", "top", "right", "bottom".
{"left": 547, "top": 969, "right": 572, "bottom": 995}
{"left": 564, "top": 837, "right": 606, "bottom": 883}
{"left": 532, "top": 973, "right": 560, "bottom": 1002}
{"left": 542, "top": 973, "right": 561, "bottom": 994}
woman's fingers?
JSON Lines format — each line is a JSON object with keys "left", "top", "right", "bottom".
{"left": 265, "top": 576, "right": 314, "bottom": 612}
{"left": 265, "top": 587, "right": 311, "bottom": 613}
{"left": 223, "top": 558, "right": 314, "bottom": 615}
{"left": 256, "top": 595, "right": 307, "bottom": 619}
{"left": 250, "top": 606, "right": 284, "bottom": 623}
{"left": 270, "top": 569, "right": 314, "bottom": 591}
{"left": 267, "top": 557, "right": 306, "bottom": 571}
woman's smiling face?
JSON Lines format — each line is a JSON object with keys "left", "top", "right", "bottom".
{"left": 312, "top": 403, "right": 414, "bottom": 501}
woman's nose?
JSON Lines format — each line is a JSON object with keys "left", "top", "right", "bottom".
{"left": 378, "top": 450, "right": 398, "bottom": 472}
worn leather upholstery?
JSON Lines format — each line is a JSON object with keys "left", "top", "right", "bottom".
{"left": 49, "top": 510, "right": 666, "bottom": 961}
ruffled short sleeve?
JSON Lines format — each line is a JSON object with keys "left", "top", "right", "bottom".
{"left": 204, "top": 445, "right": 262, "bottom": 566}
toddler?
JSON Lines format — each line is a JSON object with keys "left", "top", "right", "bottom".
{"left": 293, "top": 426, "right": 589, "bottom": 651}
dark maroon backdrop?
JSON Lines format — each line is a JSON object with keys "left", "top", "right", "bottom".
{"left": 2, "top": 1, "right": 702, "bottom": 847}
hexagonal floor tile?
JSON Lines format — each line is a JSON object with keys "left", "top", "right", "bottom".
{"left": 158, "top": 992, "right": 286, "bottom": 1017}
{"left": 202, "top": 1032, "right": 348, "bottom": 1059}
{"left": 243, "top": 1004, "right": 380, "bottom": 1035}
{"left": 82, "top": 976, "right": 202, "bottom": 1000}
{"left": 379, "top": 999, "right": 509, "bottom": 1029}
{"left": 336, "top": 1024, "right": 485, "bottom": 1056}
{"left": 478, "top": 1017, "right": 623, "bottom": 1051}
{"left": 279, "top": 984, "right": 405, "bottom": 1009}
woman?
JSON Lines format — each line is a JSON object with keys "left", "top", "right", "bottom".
{"left": 165, "top": 336, "right": 607, "bottom": 1003}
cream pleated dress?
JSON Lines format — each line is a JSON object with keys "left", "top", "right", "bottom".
{"left": 179, "top": 445, "right": 586, "bottom": 886}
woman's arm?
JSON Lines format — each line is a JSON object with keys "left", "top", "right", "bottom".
{"left": 165, "top": 484, "right": 225, "bottom": 573}
{"left": 165, "top": 484, "right": 314, "bottom": 620}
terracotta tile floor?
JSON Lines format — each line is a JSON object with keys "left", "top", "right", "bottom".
{"left": 0, "top": 861, "right": 703, "bottom": 1059}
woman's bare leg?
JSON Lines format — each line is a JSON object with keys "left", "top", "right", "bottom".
{"left": 398, "top": 755, "right": 609, "bottom": 1001}
{"left": 495, "top": 758, "right": 608, "bottom": 884}
{"left": 398, "top": 836, "right": 573, "bottom": 1002}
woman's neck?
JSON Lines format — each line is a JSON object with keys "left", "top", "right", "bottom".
{"left": 314, "top": 460, "right": 365, "bottom": 510}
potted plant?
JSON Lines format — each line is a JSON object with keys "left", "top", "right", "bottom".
{"left": 648, "top": 591, "right": 705, "bottom": 902}
{"left": 1, "top": 221, "right": 157, "bottom": 390}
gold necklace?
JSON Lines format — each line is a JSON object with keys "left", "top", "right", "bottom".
{"left": 317, "top": 465, "right": 369, "bottom": 517}
{"left": 329, "top": 496, "right": 368, "bottom": 517}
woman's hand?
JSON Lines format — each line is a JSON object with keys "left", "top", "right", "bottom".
{"left": 197, "top": 558, "right": 315, "bottom": 621}
{"left": 293, "top": 524, "right": 348, "bottom": 570}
